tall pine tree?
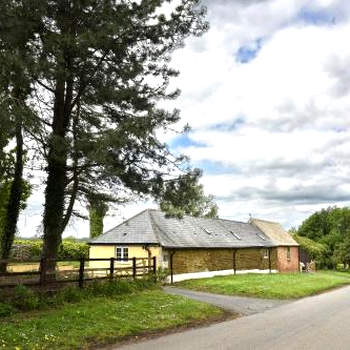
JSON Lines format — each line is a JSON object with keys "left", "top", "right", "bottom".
{"left": 3, "top": 1, "right": 208, "bottom": 269}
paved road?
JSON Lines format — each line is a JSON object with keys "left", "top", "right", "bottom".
{"left": 164, "top": 287, "right": 287, "bottom": 315}
{"left": 118, "top": 285, "right": 350, "bottom": 350}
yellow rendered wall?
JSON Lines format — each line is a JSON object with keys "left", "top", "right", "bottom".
{"left": 89, "top": 245, "right": 163, "bottom": 270}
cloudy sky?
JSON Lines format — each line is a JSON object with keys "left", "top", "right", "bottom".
{"left": 19, "top": 0, "right": 350, "bottom": 237}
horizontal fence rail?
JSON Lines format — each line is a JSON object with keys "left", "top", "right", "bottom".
{"left": 0, "top": 256, "right": 157, "bottom": 289}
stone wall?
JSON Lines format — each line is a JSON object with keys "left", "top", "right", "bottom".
{"left": 171, "top": 248, "right": 279, "bottom": 274}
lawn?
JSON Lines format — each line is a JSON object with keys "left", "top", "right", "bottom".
{"left": 175, "top": 271, "right": 350, "bottom": 299}
{"left": 0, "top": 290, "right": 225, "bottom": 350}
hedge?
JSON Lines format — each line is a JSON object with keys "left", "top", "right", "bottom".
{"left": 10, "top": 239, "right": 89, "bottom": 261}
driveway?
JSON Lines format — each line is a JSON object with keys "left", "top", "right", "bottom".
{"left": 118, "top": 285, "right": 350, "bottom": 350}
{"left": 164, "top": 287, "right": 288, "bottom": 315}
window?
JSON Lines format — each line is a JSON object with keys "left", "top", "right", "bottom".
{"left": 230, "top": 231, "right": 241, "bottom": 240}
{"left": 263, "top": 249, "right": 269, "bottom": 259}
{"left": 162, "top": 252, "right": 169, "bottom": 268}
{"left": 287, "top": 247, "right": 291, "bottom": 261}
{"left": 203, "top": 228, "right": 212, "bottom": 234}
{"left": 115, "top": 247, "right": 128, "bottom": 261}
{"left": 257, "top": 233, "right": 266, "bottom": 241}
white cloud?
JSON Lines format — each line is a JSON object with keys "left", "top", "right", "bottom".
{"left": 168, "top": 0, "right": 350, "bottom": 228}
{"left": 19, "top": 0, "right": 350, "bottom": 236}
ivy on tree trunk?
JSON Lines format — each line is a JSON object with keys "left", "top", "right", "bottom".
{"left": 89, "top": 200, "right": 108, "bottom": 238}
{"left": 0, "top": 108, "right": 24, "bottom": 272}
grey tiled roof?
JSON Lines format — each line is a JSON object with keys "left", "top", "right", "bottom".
{"left": 89, "top": 210, "right": 159, "bottom": 245}
{"left": 89, "top": 209, "right": 279, "bottom": 248}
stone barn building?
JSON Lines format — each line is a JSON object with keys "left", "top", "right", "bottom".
{"left": 89, "top": 209, "right": 299, "bottom": 282}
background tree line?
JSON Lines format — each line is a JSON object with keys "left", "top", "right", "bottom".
{"left": 291, "top": 206, "right": 350, "bottom": 269}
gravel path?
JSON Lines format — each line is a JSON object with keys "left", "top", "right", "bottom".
{"left": 163, "top": 286, "right": 288, "bottom": 315}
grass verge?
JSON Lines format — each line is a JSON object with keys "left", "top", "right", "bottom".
{"left": 0, "top": 290, "right": 225, "bottom": 350}
{"left": 175, "top": 271, "right": 350, "bottom": 299}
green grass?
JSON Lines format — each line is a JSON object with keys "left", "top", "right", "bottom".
{"left": 0, "top": 290, "right": 224, "bottom": 350}
{"left": 175, "top": 271, "right": 350, "bottom": 299}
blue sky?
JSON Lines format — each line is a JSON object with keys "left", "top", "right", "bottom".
{"left": 19, "top": 0, "right": 350, "bottom": 237}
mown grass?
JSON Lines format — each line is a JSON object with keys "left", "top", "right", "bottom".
{"left": 0, "top": 290, "right": 224, "bottom": 350}
{"left": 175, "top": 271, "right": 350, "bottom": 299}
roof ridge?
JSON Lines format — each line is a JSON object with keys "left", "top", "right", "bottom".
{"left": 250, "top": 217, "right": 280, "bottom": 225}
{"left": 217, "top": 217, "right": 250, "bottom": 224}
{"left": 148, "top": 209, "right": 250, "bottom": 225}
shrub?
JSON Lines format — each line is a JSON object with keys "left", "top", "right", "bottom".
{"left": 0, "top": 302, "right": 17, "bottom": 317}
{"left": 11, "top": 285, "right": 40, "bottom": 311}
{"left": 56, "top": 286, "right": 85, "bottom": 303}
{"left": 155, "top": 268, "right": 169, "bottom": 284}
{"left": 10, "top": 239, "right": 89, "bottom": 261}
{"left": 57, "top": 240, "right": 89, "bottom": 260}
{"left": 87, "top": 279, "right": 137, "bottom": 297}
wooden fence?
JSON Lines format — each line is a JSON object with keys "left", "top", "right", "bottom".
{"left": 0, "top": 256, "right": 157, "bottom": 289}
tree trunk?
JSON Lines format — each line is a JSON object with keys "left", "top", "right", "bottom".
{"left": 42, "top": 78, "right": 69, "bottom": 273}
{"left": 41, "top": 151, "right": 67, "bottom": 273}
{"left": 0, "top": 112, "right": 24, "bottom": 273}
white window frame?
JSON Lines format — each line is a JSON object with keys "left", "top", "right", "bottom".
{"left": 115, "top": 246, "right": 129, "bottom": 263}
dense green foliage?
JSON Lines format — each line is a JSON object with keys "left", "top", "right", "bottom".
{"left": 176, "top": 271, "right": 350, "bottom": 299}
{"left": 293, "top": 234, "right": 328, "bottom": 262}
{"left": 10, "top": 239, "right": 89, "bottom": 261}
{"left": 0, "top": 181, "right": 31, "bottom": 241}
{"left": 159, "top": 169, "right": 218, "bottom": 219}
{"left": 297, "top": 207, "right": 350, "bottom": 268}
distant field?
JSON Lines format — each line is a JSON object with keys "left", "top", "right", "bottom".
{"left": 7, "top": 261, "right": 81, "bottom": 273}
{"left": 175, "top": 271, "right": 350, "bottom": 299}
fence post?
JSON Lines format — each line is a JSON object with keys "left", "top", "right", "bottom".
{"left": 132, "top": 257, "right": 136, "bottom": 279}
{"left": 110, "top": 257, "right": 115, "bottom": 281}
{"left": 79, "top": 257, "right": 85, "bottom": 288}
{"left": 40, "top": 258, "right": 47, "bottom": 286}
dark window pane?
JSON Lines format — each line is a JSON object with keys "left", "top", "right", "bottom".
{"left": 287, "top": 247, "right": 291, "bottom": 260}
{"left": 124, "top": 248, "right": 128, "bottom": 261}
{"left": 116, "top": 247, "right": 122, "bottom": 260}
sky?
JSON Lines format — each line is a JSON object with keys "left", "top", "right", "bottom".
{"left": 18, "top": 0, "right": 350, "bottom": 237}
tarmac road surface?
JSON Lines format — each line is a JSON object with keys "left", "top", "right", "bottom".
{"left": 117, "top": 285, "right": 350, "bottom": 350}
